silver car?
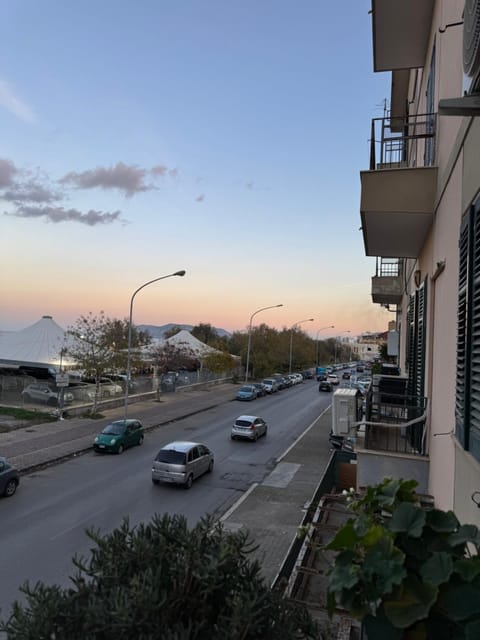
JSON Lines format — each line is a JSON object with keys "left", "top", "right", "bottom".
{"left": 22, "top": 383, "right": 74, "bottom": 406}
{"left": 151, "top": 441, "right": 214, "bottom": 489}
{"left": 231, "top": 415, "right": 268, "bottom": 441}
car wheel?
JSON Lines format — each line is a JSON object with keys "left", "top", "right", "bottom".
{"left": 4, "top": 480, "right": 17, "bottom": 497}
{"left": 48, "top": 397, "right": 57, "bottom": 406}
{"left": 184, "top": 474, "right": 193, "bottom": 489}
{"left": 253, "top": 431, "right": 258, "bottom": 442}
{"left": 23, "top": 394, "right": 32, "bottom": 402}
{"left": 138, "top": 435, "right": 144, "bottom": 446}
{"left": 264, "top": 426, "right": 268, "bottom": 437}
{"left": 117, "top": 444, "right": 124, "bottom": 454}
{"left": 152, "top": 478, "right": 159, "bottom": 485}
{"left": 207, "top": 460, "right": 214, "bottom": 473}
{"left": 231, "top": 435, "right": 236, "bottom": 440}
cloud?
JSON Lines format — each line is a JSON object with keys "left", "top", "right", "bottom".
{"left": 60, "top": 161, "right": 178, "bottom": 197}
{"left": 0, "top": 158, "right": 18, "bottom": 188}
{"left": 0, "top": 79, "right": 36, "bottom": 123}
{"left": 2, "top": 180, "right": 62, "bottom": 204}
{"left": 195, "top": 194, "right": 205, "bottom": 202}
{"left": 6, "top": 205, "right": 124, "bottom": 226}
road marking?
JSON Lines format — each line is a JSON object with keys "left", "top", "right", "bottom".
{"left": 277, "top": 405, "right": 330, "bottom": 462}
{"left": 262, "top": 462, "right": 300, "bottom": 487}
{"left": 219, "top": 483, "right": 258, "bottom": 522}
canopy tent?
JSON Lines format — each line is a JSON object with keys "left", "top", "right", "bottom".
{"left": 164, "top": 330, "right": 220, "bottom": 356}
{"left": 0, "top": 315, "right": 71, "bottom": 368}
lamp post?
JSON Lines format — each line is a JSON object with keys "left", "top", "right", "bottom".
{"left": 315, "top": 325, "right": 335, "bottom": 368}
{"left": 245, "top": 304, "right": 283, "bottom": 382}
{"left": 289, "top": 318, "right": 314, "bottom": 374}
{"left": 124, "top": 270, "right": 186, "bottom": 420}
{"left": 334, "top": 330, "right": 351, "bottom": 365}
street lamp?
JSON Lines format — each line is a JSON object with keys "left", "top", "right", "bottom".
{"left": 124, "top": 270, "right": 186, "bottom": 419}
{"left": 245, "top": 304, "right": 283, "bottom": 382}
{"left": 289, "top": 318, "right": 314, "bottom": 374}
{"left": 334, "top": 330, "right": 351, "bottom": 365}
{"left": 315, "top": 325, "right": 335, "bottom": 367}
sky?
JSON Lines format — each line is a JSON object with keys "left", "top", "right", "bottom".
{"left": 0, "top": 0, "right": 393, "bottom": 339}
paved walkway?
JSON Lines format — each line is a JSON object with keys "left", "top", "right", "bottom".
{"left": 0, "top": 382, "right": 333, "bottom": 587}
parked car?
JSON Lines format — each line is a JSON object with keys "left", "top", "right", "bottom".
{"left": 252, "top": 382, "right": 267, "bottom": 397}
{"left": 0, "top": 457, "right": 19, "bottom": 497}
{"left": 93, "top": 419, "right": 144, "bottom": 454}
{"left": 327, "top": 374, "right": 340, "bottom": 386}
{"left": 302, "top": 370, "right": 314, "bottom": 379}
{"left": 21, "top": 383, "right": 74, "bottom": 406}
{"left": 262, "top": 378, "right": 279, "bottom": 393}
{"left": 82, "top": 377, "right": 123, "bottom": 397}
{"left": 319, "top": 380, "right": 333, "bottom": 392}
{"left": 342, "top": 371, "right": 351, "bottom": 380}
{"left": 236, "top": 384, "right": 257, "bottom": 401}
{"left": 151, "top": 441, "right": 214, "bottom": 489}
{"left": 231, "top": 415, "right": 268, "bottom": 441}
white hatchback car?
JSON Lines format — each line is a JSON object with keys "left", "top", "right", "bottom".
{"left": 231, "top": 415, "right": 268, "bottom": 441}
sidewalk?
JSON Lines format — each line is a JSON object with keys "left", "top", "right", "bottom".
{"left": 0, "top": 383, "right": 333, "bottom": 588}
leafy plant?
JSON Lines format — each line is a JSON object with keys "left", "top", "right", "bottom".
{"left": 1, "top": 514, "right": 318, "bottom": 640}
{"left": 325, "top": 478, "right": 480, "bottom": 639}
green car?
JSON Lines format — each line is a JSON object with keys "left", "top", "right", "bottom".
{"left": 93, "top": 419, "right": 144, "bottom": 454}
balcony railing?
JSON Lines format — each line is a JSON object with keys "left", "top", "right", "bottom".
{"left": 375, "top": 257, "right": 403, "bottom": 278}
{"left": 369, "top": 113, "right": 437, "bottom": 171}
{"left": 360, "top": 389, "right": 428, "bottom": 456}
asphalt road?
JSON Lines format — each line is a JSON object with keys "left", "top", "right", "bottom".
{"left": 0, "top": 379, "right": 331, "bottom": 620}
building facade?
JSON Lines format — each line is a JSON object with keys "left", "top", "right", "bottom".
{"left": 359, "top": 0, "right": 480, "bottom": 526}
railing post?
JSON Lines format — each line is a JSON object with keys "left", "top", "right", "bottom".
{"left": 369, "top": 119, "right": 376, "bottom": 170}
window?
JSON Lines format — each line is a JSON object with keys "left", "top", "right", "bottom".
{"left": 406, "top": 282, "right": 427, "bottom": 398}
{"left": 456, "top": 195, "right": 480, "bottom": 461}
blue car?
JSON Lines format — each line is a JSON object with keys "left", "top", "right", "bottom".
{"left": 236, "top": 385, "right": 257, "bottom": 401}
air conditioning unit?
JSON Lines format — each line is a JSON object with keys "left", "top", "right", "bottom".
{"left": 331, "top": 388, "right": 362, "bottom": 436}
{"left": 439, "top": 0, "right": 480, "bottom": 116}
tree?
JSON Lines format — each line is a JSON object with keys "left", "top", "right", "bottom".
{"left": 0, "top": 514, "right": 318, "bottom": 640}
{"left": 149, "top": 342, "right": 199, "bottom": 373}
{"left": 64, "top": 312, "right": 151, "bottom": 412}
{"left": 202, "top": 350, "right": 237, "bottom": 374}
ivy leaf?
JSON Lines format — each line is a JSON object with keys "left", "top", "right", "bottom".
{"left": 363, "top": 541, "right": 406, "bottom": 594}
{"left": 448, "top": 524, "right": 480, "bottom": 549}
{"left": 364, "top": 610, "right": 403, "bottom": 640}
{"left": 326, "top": 520, "right": 358, "bottom": 550}
{"left": 389, "top": 502, "right": 426, "bottom": 538}
{"left": 384, "top": 575, "right": 437, "bottom": 628}
{"left": 420, "top": 552, "right": 453, "bottom": 586}
{"left": 426, "top": 509, "right": 459, "bottom": 533}
{"left": 454, "top": 557, "right": 480, "bottom": 582}
{"left": 437, "top": 583, "right": 480, "bottom": 621}
{"left": 328, "top": 561, "right": 360, "bottom": 593}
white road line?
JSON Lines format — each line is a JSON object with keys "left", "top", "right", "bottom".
{"left": 277, "top": 405, "right": 330, "bottom": 462}
{"left": 219, "top": 483, "right": 258, "bottom": 522}
{"left": 50, "top": 506, "right": 109, "bottom": 541}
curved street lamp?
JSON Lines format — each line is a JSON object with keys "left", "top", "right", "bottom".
{"left": 124, "top": 270, "right": 186, "bottom": 419}
{"left": 245, "top": 304, "right": 283, "bottom": 382}
{"left": 289, "top": 318, "right": 314, "bottom": 374}
{"left": 315, "top": 325, "right": 335, "bottom": 367}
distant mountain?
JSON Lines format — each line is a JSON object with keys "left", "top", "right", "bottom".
{"left": 138, "top": 324, "right": 231, "bottom": 339}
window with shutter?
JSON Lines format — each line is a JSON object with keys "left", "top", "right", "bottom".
{"left": 456, "top": 196, "right": 480, "bottom": 461}
{"left": 406, "top": 285, "right": 427, "bottom": 399}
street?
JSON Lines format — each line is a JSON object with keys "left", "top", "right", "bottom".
{"left": 0, "top": 380, "right": 331, "bottom": 619}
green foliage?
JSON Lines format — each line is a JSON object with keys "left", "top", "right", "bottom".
{"left": 0, "top": 514, "right": 318, "bottom": 640}
{"left": 202, "top": 351, "right": 237, "bottom": 374}
{"left": 325, "top": 479, "right": 480, "bottom": 639}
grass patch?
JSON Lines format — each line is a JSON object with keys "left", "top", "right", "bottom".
{"left": 0, "top": 406, "right": 57, "bottom": 423}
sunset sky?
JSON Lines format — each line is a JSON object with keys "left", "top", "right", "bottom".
{"left": 1, "top": 0, "right": 392, "bottom": 339}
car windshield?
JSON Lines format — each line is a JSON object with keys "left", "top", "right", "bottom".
{"left": 155, "top": 449, "right": 187, "bottom": 464}
{"left": 240, "top": 386, "right": 253, "bottom": 392}
{"left": 102, "top": 422, "right": 126, "bottom": 436}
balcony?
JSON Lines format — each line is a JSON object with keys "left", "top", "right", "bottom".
{"left": 372, "top": 0, "right": 434, "bottom": 72}
{"left": 371, "top": 257, "right": 403, "bottom": 305}
{"left": 360, "top": 113, "right": 438, "bottom": 258}
{"left": 354, "top": 376, "right": 430, "bottom": 493}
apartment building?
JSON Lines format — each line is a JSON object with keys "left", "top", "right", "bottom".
{"left": 358, "top": 0, "right": 480, "bottom": 527}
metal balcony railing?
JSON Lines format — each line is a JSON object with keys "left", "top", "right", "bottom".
{"left": 375, "top": 257, "right": 403, "bottom": 278}
{"left": 360, "top": 389, "right": 428, "bottom": 456}
{"left": 369, "top": 113, "right": 437, "bottom": 171}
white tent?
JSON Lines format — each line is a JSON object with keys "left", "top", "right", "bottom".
{"left": 0, "top": 315, "right": 68, "bottom": 366}
{"left": 164, "top": 329, "right": 220, "bottom": 356}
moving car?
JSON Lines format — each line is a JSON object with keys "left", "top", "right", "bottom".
{"left": 0, "top": 457, "right": 19, "bottom": 497}
{"left": 93, "top": 419, "right": 144, "bottom": 454}
{"left": 235, "top": 384, "right": 257, "bottom": 401}
{"left": 319, "top": 380, "right": 333, "bottom": 392}
{"left": 21, "top": 383, "right": 74, "bottom": 406}
{"left": 231, "top": 415, "right": 268, "bottom": 441}
{"left": 151, "top": 441, "right": 214, "bottom": 489}
{"left": 326, "top": 374, "right": 340, "bottom": 386}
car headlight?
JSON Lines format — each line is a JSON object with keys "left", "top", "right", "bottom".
{"left": 94, "top": 437, "right": 99, "bottom": 443}
{"left": 110, "top": 438, "right": 117, "bottom": 445}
